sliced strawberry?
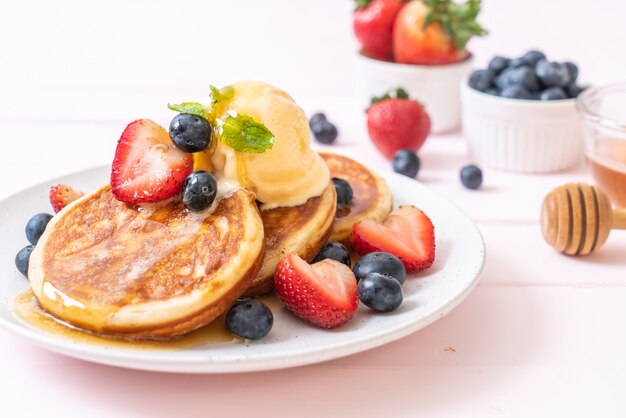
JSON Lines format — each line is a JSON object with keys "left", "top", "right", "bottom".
{"left": 352, "top": 205, "right": 435, "bottom": 272}
{"left": 49, "top": 184, "right": 85, "bottom": 213}
{"left": 111, "top": 119, "right": 193, "bottom": 204}
{"left": 274, "top": 254, "right": 358, "bottom": 329}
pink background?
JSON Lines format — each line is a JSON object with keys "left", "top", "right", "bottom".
{"left": 1, "top": 0, "right": 626, "bottom": 416}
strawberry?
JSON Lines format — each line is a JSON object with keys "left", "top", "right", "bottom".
{"left": 352, "top": 205, "right": 435, "bottom": 272}
{"left": 353, "top": 0, "right": 407, "bottom": 61}
{"left": 393, "top": 0, "right": 486, "bottom": 65}
{"left": 367, "top": 89, "right": 431, "bottom": 159}
{"left": 49, "top": 184, "right": 84, "bottom": 213}
{"left": 111, "top": 119, "right": 193, "bottom": 204}
{"left": 274, "top": 254, "right": 359, "bottom": 329}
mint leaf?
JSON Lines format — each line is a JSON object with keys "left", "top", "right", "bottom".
{"left": 167, "top": 102, "right": 208, "bottom": 118}
{"left": 216, "top": 113, "right": 274, "bottom": 153}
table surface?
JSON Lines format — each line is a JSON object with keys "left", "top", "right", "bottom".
{"left": 1, "top": 1, "right": 626, "bottom": 417}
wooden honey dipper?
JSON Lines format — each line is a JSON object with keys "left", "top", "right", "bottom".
{"left": 541, "top": 183, "right": 626, "bottom": 255}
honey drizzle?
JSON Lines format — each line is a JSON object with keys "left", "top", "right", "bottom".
{"left": 235, "top": 152, "right": 252, "bottom": 188}
{"left": 13, "top": 290, "right": 282, "bottom": 350}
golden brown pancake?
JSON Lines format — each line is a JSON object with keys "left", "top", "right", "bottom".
{"left": 242, "top": 181, "right": 336, "bottom": 298}
{"left": 29, "top": 186, "right": 265, "bottom": 339}
{"left": 320, "top": 152, "right": 393, "bottom": 244}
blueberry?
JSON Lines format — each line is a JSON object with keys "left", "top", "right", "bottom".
{"left": 392, "top": 149, "right": 420, "bottom": 178}
{"left": 358, "top": 272, "right": 403, "bottom": 312}
{"left": 226, "top": 300, "right": 273, "bottom": 340}
{"left": 496, "top": 67, "right": 539, "bottom": 92}
{"left": 564, "top": 62, "right": 579, "bottom": 83}
{"left": 500, "top": 85, "right": 533, "bottom": 100}
{"left": 312, "top": 120, "right": 338, "bottom": 144}
{"left": 488, "top": 56, "right": 510, "bottom": 75}
{"left": 332, "top": 177, "right": 353, "bottom": 205}
{"left": 508, "top": 57, "right": 529, "bottom": 69}
{"left": 309, "top": 113, "right": 327, "bottom": 129}
{"left": 484, "top": 88, "right": 499, "bottom": 96}
{"left": 495, "top": 68, "right": 514, "bottom": 90}
{"left": 313, "top": 242, "right": 351, "bottom": 268}
{"left": 460, "top": 164, "right": 483, "bottom": 190}
{"left": 353, "top": 252, "right": 406, "bottom": 284}
{"left": 521, "top": 50, "right": 546, "bottom": 67}
{"left": 25, "top": 213, "right": 53, "bottom": 245}
{"left": 182, "top": 171, "right": 217, "bottom": 212}
{"left": 468, "top": 69, "right": 495, "bottom": 92}
{"left": 169, "top": 114, "right": 212, "bottom": 153}
{"left": 539, "top": 87, "right": 568, "bottom": 101}
{"left": 567, "top": 84, "right": 586, "bottom": 98}
{"left": 512, "top": 67, "right": 540, "bottom": 91}
{"left": 535, "top": 60, "right": 571, "bottom": 88}
{"left": 15, "top": 245, "right": 34, "bottom": 277}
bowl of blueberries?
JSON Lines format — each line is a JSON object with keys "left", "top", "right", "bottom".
{"left": 461, "top": 50, "right": 587, "bottom": 173}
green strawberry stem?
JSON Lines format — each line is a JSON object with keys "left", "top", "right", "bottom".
{"left": 354, "top": 0, "right": 409, "bottom": 10}
{"left": 421, "top": 0, "right": 487, "bottom": 52}
{"left": 368, "top": 88, "right": 411, "bottom": 111}
{"left": 355, "top": 0, "right": 374, "bottom": 8}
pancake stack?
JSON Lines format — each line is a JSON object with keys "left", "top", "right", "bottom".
{"left": 29, "top": 151, "right": 391, "bottom": 339}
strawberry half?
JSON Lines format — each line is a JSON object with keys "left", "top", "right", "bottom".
{"left": 49, "top": 184, "right": 85, "bottom": 213}
{"left": 274, "top": 254, "right": 359, "bottom": 329}
{"left": 111, "top": 119, "right": 193, "bottom": 204}
{"left": 352, "top": 205, "right": 435, "bottom": 272}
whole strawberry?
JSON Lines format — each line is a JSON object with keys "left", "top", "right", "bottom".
{"left": 394, "top": 0, "right": 486, "bottom": 65}
{"left": 353, "top": 0, "right": 407, "bottom": 61}
{"left": 367, "top": 89, "right": 431, "bottom": 159}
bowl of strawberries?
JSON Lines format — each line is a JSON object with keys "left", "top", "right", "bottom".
{"left": 353, "top": 0, "right": 486, "bottom": 133}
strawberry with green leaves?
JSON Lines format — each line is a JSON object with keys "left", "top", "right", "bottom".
{"left": 353, "top": 0, "right": 408, "bottom": 61}
{"left": 394, "top": 0, "right": 486, "bottom": 65}
{"left": 366, "top": 88, "right": 431, "bottom": 159}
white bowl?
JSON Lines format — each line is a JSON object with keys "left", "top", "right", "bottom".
{"left": 355, "top": 53, "right": 474, "bottom": 133}
{"left": 461, "top": 82, "right": 584, "bottom": 173}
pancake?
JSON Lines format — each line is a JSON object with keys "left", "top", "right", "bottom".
{"left": 320, "top": 152, "right": 393, "bottom": 244}
{"left": 242, "top": 181, "right": 336, "bottom": 298}
{"left": 29, "top": 186, "right": 265, "bottom": 339}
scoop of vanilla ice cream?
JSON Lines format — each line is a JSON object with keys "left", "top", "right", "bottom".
{"left": 211, "top": 81, "right": 330, "bottom": 209}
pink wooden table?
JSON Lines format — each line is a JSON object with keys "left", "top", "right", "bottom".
{"left": 1, "top": 0, "right": 626, "bottom": 416}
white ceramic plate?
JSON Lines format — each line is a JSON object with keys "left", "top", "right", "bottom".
{"left": 0, "top": 166, "right": 485, "bottom": 373}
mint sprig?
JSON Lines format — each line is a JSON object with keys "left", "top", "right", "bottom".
{"left": 167, "top": 102, "right": 209, "bottom": 119}
{"left": 169, "top": 86, "right": 273, "bottom": 154}
{"left": 216, "top": 112, "right": 274, "bottom": 154}
{"left": 422, "top": 0, "right": 487, "bottom": 52}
